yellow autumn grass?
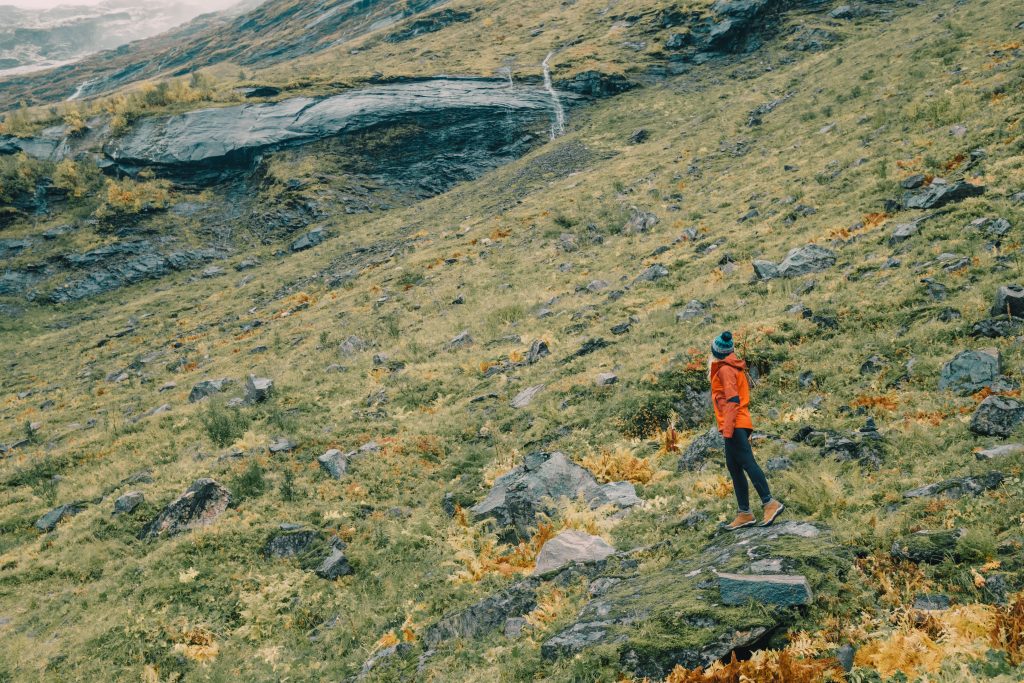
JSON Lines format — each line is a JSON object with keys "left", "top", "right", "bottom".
{"left": 581, "top": 446, "right": 654, "bottom": 484}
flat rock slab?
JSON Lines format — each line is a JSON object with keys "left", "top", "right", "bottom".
{"left": 533, "top": 530, "right": 615, "bottom": 575}
{"left": 976, "top": 444, "right": 1024, "bottom": 460}
{"left": 511, "top": 384, "right": 545, "bottom": 408}
{"left": 903, "top": 472, "right": 1003, "bottom": 499}
{"left": 718, "top": 572, "right": 813, "bottom": 606}
{"left": 35, "top": 503, "right": 84, "bottom": 532}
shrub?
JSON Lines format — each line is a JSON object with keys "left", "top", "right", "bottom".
{"left": 95, "top": 177, "right": 170, "bottom": 218}
{"left": 199, "top": 401, "right": 250, "bottom": 447}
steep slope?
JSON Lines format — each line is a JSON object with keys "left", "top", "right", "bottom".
{"left": 1, "top": 1, "right": 1024, "bottom": 682}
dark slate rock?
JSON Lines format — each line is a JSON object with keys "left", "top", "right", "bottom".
{"left": 902, "top": 180, "right": 984, "bottom": 210}
{"left": 470, "top": 451, "right": 600, "bottom": 540}
{"left": 938, "top": 349, "right": 1000, "bottom": 395}
{"left": 316, "top": 546, "right": 353, "bottom": 579}
{"left": 903, "top": 472, "right": 1004, "bottom": 500}
{"left": 913, "top": 594, "right": 951, "bottom": 611}
{"left": 968, "top": 216, "right": 1011, "bottom": 239}
{"left": 188, "top": 378, "right": 230, "bottom": 403}
{"left": 992, "top": 284, "right": 1024, "bottom": 318}
{"left": 444, "top": 330, "right": 474, "bottom": 351}
{"left": 424, "top": 577, "right": 541, "bottom": 648}
{"left": 718, "top": 573, "right": 813, "bottom": 606}
{"left": 138, "top": 478, "right": 231, "bottom": 539}
{"left": 677, "top": 426, "right": 725, "bottom": 471}
{"left": 635, "top": 263, "right": 669, "bottom": 283}
{"left": 777, "top": 244, "right": 836, "bottom": 278}
{"left": 291, "top": 227, "right": 327, "bottom": 252}
{"left": 752, "top": 259, "right": 780, "bottom": 281}
{"left": 35, "top": 503, "right": 83, "bottom": 532}
{"left": 264, "top": 529, "right": 321, "bottom": 558}
{"left": 628, "top": 129, "right": 650, "bottom": 144}
{"left": 383, "top": 8, "right": 472, "bottom": 42}
{"left": 244, "top": 375, "right": 274, "bottom": 403}
{"left": 891, "top": 528, "right": 965, "bottom": 564}
{"left": 900, "top": 174, "right": 927, "bottom": 189}
{"left": 970, "top": 395, "right": 1024, "bottom": 437}
{"left": 113, "top": 491, "right": 144, "bottom": 515}
{"left": 971, "top": 316, "right": 1023, "bottom": 339}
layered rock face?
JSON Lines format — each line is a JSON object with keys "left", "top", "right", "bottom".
{"left": 102, "top": 78, "right": 573, "bottom": 183}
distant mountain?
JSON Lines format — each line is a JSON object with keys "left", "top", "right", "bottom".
{"left": 0, "top": 0, "right": 258, "bottom": 77}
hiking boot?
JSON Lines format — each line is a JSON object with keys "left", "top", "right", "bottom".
{"left": 725, "top": 511, "right": 756, "bottom": 531}
{"left": 761, "top": 500, "right": 785, "bottom": 526}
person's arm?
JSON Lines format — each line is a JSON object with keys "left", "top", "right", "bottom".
{"left": 718, "top": 366, "right": 741, "bottom": 438}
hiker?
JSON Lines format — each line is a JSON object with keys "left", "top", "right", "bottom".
{"left": 710, "top": 331, "right": 784, "bottom": 530}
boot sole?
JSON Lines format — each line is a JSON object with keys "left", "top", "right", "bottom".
{"left": 726, "top": 519, "right": 757, "bottom": 531}
{"left": 761, "top": 504, "right": 785, "bottom": 527}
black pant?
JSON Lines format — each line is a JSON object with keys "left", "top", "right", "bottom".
{"left": 723, "top": 428, "right": 771, "bottom": 512}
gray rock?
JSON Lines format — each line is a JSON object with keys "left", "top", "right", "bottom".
{"left": 526, "top": 339, "right": 550, "bottom": 364}
{"left": 752, "top": 259, "right": 780, "bottom": 281}
{"left": 316, "top": 546, "right": 353, "bottom": 579}
{"left": 992, "top": 284, "right": 1024, "bottom": 318}
{"left": 424, "top": 576, "right": 540, "bottom": 648}
{"left": 777, "top": 244, "right": 836, "bottom": 278}
{"left": 889, "top": 222, "right": 922, "bottom": 244}
{"left": 533, "top": 530, "right": 615, "bottom": 575}
{"left": 339, "top": 335, "right": 371, "bottom": 355}
{"left": 718, "top": 573, "right": 813, "bottom": 606}
{"left": 291, "top": 227, "right": 326, "bottom": 252}
{"left": 900, "top": 174, "right": 927, "bottom": 190}
{"left": 585, "top": 279, "right": 609, "bottom": 292}
{"left": 504, "top": 616, "right": 528, "bottom": 638}
{"left": 971, "top": 316, "right": 1023, "bottom": 339}
{"left": 113, "top": 491, "right": 144, "bottom": 515}
{"left": 471, "top": 451, "right": 600, "bottom": 540}
{"left": 676, "top": 299, "right": 707, "bottom": 322}
{"left": 35, "top": 503, "right": 83, "bottom": 532}
{"left": 269, "top": 437, "right": 296, "bottom": 453}
{"left": 635, "top": 263, "right": 668, "bottom": 282}
{"left": 511, "top": 384, "right": 545, "bottom": 409}
{"left": 318, "top": 449, "right": 353, "bottom": 479}
{"left": 677, "top": 426, "right": 725, "bottom": 471}
{"left": 970, "top": 395, "right": 1024, "bottom": 437}
{"left": 765, "top": 457, "right": 792, "bottom": 472}
{"left": 968, "top": 216, "right": 1011, "bottom": 239}
{"left": 892, "top": 528, "right": 965, "bottom": 564}
{"left": 624, "top": 209, "right": 658, "bottom": 234}
{"left": 976, "top": 443, "right": 1024, "bottom": 460}
{"left": 836, "top": 644, "right": 856, "bottom": 672}
{"left": 903, "top": 180, "right": 985, "bottom": 210}
{"left": 938, "top": 349, "right": 1000, "bottom": 395}
{"left": 903, "top": 472, "right": 1004, "bottom": 499}
{"left": 244, "top": 375, "right": 274, "bottom": 403}
{"left": 138, "top": 478, "right": 231, "bottom": 539}
{"left": 188, "top": 378, "right": 230, "bottom": 403}
{"left": 595, "top": 372, "right": 618, "bottom": 386}
{"left": 444, "top": 330, "right": 474, "bottom": 351}
{"left": 264, "top": 529, "right": 321, "bottom": 558}
{"left": 585, "top": 481, "right": 642, "bottom": 509}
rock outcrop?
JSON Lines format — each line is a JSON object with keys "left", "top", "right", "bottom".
{"left": 138, "top": 478, "right": 231, "bottom": 539}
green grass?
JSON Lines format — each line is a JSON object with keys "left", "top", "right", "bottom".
{"left": 1, "top": 0, "right": 1024, "bottom": 680}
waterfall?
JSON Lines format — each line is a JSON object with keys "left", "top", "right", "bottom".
{"left": 542, "top": 51, "right": 566, "bottom": 139}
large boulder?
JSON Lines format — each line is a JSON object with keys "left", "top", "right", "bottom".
{"left": 938, "top": 349, "right": 1000, "bottom": 395}
{"left": 970, "top": 395, "right": 1024, "bottom": 437}
{"left": 902, "top": 180, "right": 984, "bottom": 210}
{"left": 541, "top": 522, "right": 847, "bottom": 679}
{"left": 777, "top": 244, "right": 836, "bottom": 278}
{"left": 992, "top": 284, "right": 1024, "bottom": 318}
{"left": 138, "top": 479, "right": 231, "bottom": 539}
{"left": 470, "top": 451, "right": 600, "bottom": 540}
{"left": 533, "top": 530, "right": 616, "bottom": 576}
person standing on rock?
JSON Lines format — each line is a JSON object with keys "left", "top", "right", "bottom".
{"left": 710, "top": 331, "right": 784, "bottom": 530}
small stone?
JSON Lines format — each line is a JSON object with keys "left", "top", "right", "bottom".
{"left": 766, "top": 457, "right": 792, "bottom": 472}
{"left": 114, "top": 491, "right": 144, "bottom": 515}
{"left": 290, "top": 227, "right": 327, "bottom": 252}
{"left": 752, "top": 259, "right": 780, "bottom": 281}
{"left": 594, "top": 372, "right": 618, "bottom": 387}
{"left": 676, "top": 299, "right": 707, "bottom": 322}
{"left": 188, "top": 378, "right": 230, "bottom": 403}
{"left": 718, "top": 573, "right": 813, "bottom": 606}
{"left": 444, "top": 330, "right": 474, "bottom": 351}
{"left": 585, "top": 481, "right": 641, "bottom": 509}
{"left": 526, "top": 339, "right": 550, "bottom": 364}
{"left": 158, "top": 381, "right": 176, "bottom": 392}
{"left": 35, "top": 504, "right": 83, "bottom": 532}
{"left": 900, "top": 174, "right": 927, "bottom": 190}
{"left": 975, "top": 444, "right": 1024, "bottom": 460}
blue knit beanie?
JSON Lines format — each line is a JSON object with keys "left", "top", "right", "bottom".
{"left": 711, "top": 331, "right": 734, "bottom": 359}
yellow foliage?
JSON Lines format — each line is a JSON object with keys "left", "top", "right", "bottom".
{"left": 693, "top": 474, "right": 733, "bottom": 499}
{"left": 661, "top": 650, "right": 844, "bottom": 682}
{"left": 525, "top": 587, "right": 569, "bottom": 630}
{"left": 96, "top": 177, "right": 170, "bottom": 217}
{"left": 173, "top": 626, "right": 219, "bottom": 663}
{"left": 582, "top": 446, "right": 654, "bottom": 484}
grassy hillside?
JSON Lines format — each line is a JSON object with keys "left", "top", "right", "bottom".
{"left": 1, "top": 0, "right": 1024, "bottom": 682}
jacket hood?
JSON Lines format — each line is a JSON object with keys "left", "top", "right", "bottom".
{"left": 711, "top": 353, "right": 746, "bottom": 372}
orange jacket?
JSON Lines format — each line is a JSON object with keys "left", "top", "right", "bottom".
{"left": 711, "top": 353, "right": 753, "bottom": 438}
